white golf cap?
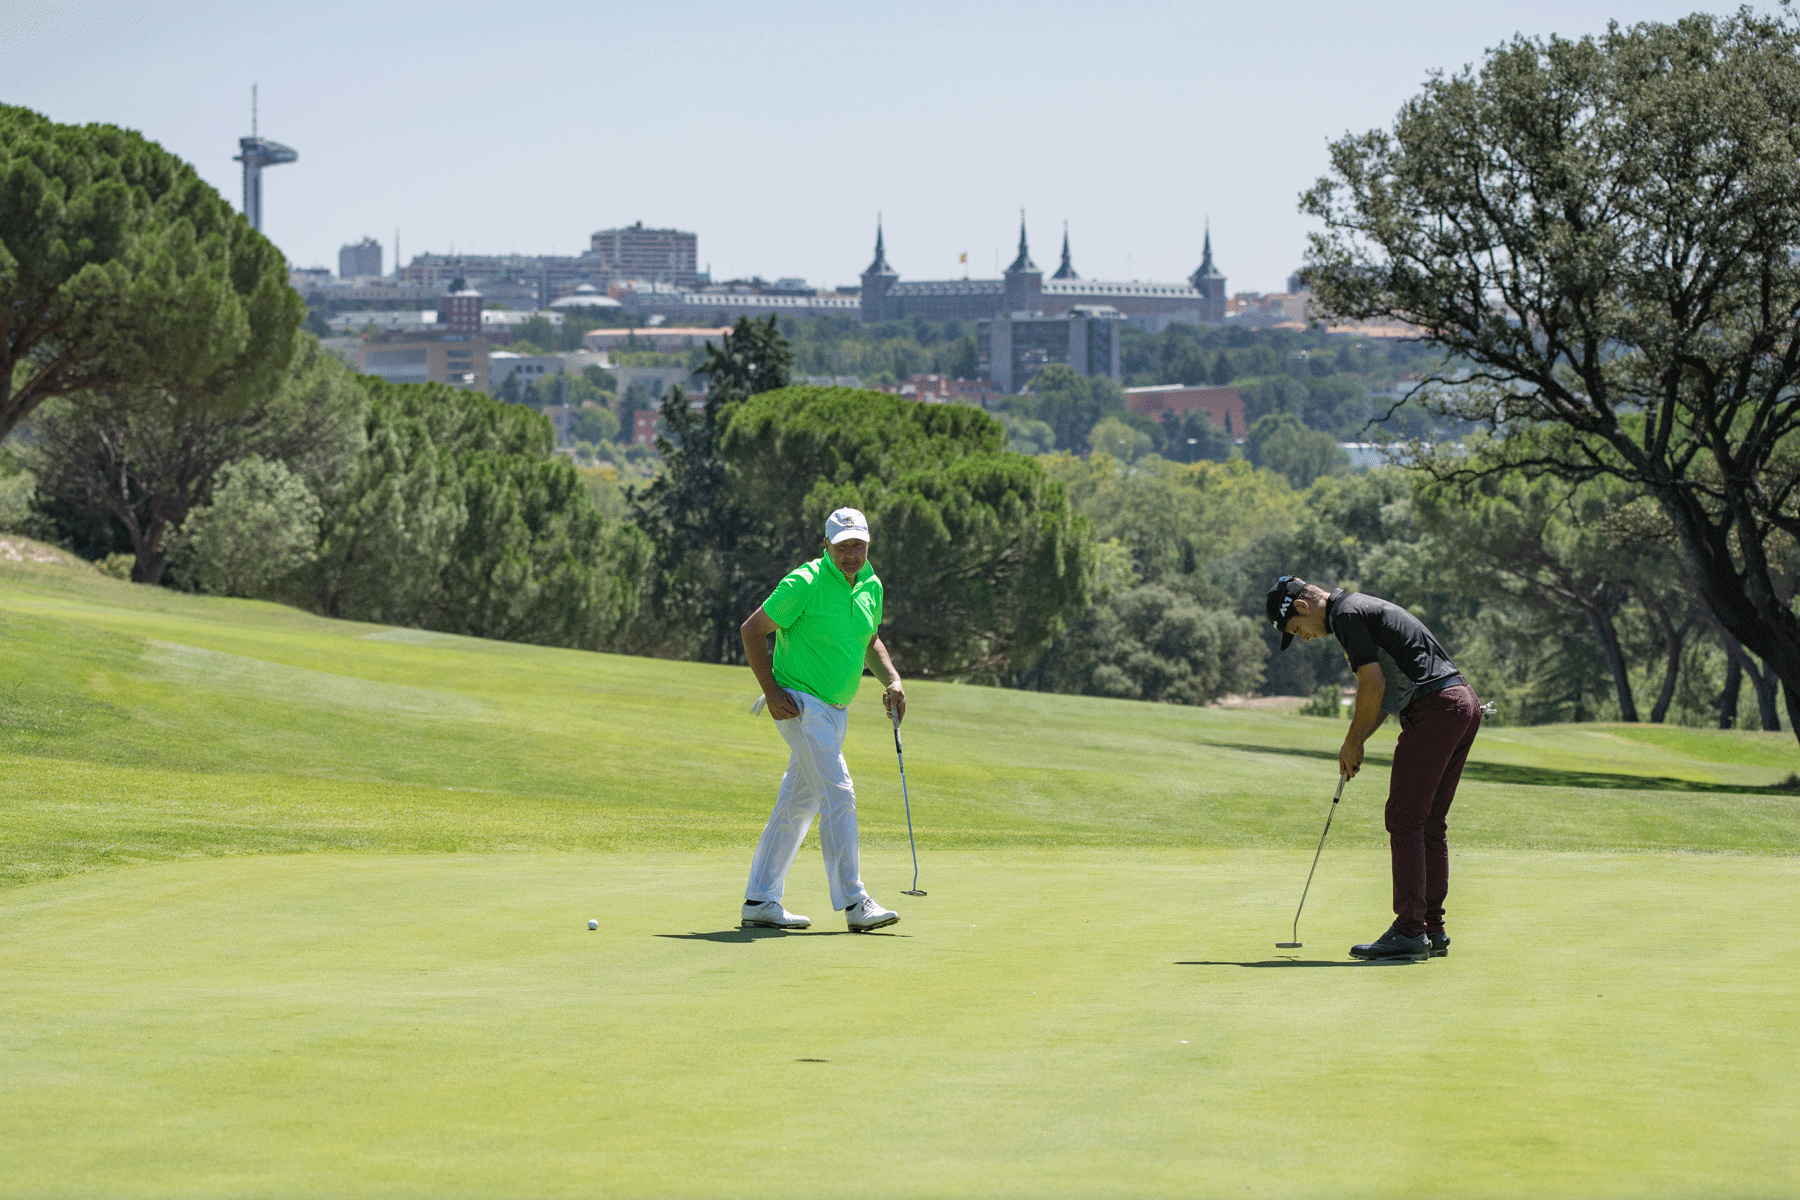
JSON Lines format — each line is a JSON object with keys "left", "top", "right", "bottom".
{"left": 825, "top": 506, "right": 870, "bottom": 545}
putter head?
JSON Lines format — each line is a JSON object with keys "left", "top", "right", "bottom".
{"left": 1275, "top": 941, "right": 1302, "bottom": 948}
{"left": 902, "top": 889, "right": 926, "bottom": 896}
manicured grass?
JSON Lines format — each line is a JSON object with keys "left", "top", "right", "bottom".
{"left": 1, "top": 550, "right": 1796, "bottom": 1197}
{"left": 3, "top": 851, "right": 1795, "bottom": 1199}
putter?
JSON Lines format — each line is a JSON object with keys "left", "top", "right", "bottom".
{"left": 889, "top": 707, "right": 926, "bottom": 896}
{"left": 1276, "top": 774, "right": 1346, "bottom": 948}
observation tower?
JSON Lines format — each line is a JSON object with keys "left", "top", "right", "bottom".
{"left": 233, "top": 85, "right": 296, "bottom": 232}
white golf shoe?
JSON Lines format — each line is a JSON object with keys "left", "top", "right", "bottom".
{"left": 741, "top": 900, "right": 810, "bottom": 930}
{"left": 844, "top": 896, "right": 899, "bottom": 932}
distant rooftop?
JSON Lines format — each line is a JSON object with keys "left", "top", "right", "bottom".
{"left": 1043, "top": 280, "right": 1200, "bottom": 298}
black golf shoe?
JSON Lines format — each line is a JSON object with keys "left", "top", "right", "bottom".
{"left": 1349, "top": 925, "right": 1431, "bottom": 961}
{"left": 1426, "top": 931, "right": 1451, "bottom": 958}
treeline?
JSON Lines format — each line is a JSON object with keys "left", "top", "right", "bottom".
{"left": 607, "top": 318, "right": 1785, "bottom": 729}
{"left": 474, "top": 311, "right": 1458, "bottom": 498}
{"left": 1, "top": 312, "right": 1776, "bottom": 730}
{"left": 380, "top": 310, "right": 1454, "bottom": 497}
{"left": 9, "top": 353, "right": 646, "bottom": 650}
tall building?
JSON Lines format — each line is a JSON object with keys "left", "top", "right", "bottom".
{"left": 339, "top": 238, "right": 383, "bottom": 279}
{"left": 979, "top": 306, "right": 1124, "bottom": 394}
{"left": 589, "top": 222, "right": 698, "bottom": 288}
{"left": 1002, "top": 213, "right": 1042, "bottom": 315}
{"left": 1188, "top": 226, "right": 1227, "bottom": 323}
{"left": 234, "top": 136, "right": 297, "bottom": 232}
{"left": 234, "top": 86, "right": 296, "bottom": 234}
{"left": 439, "top": 280, "right": 483, "bottom": 336}
{"left": 860, "top": 218, "right": 1001, "bottom": 324}
{"left": 859, "top": 216, "right": 1227, "bottom": 332}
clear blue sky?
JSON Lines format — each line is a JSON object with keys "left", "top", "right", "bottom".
{"left": 1, "top": 1, "right": 1761, "bottom": 295}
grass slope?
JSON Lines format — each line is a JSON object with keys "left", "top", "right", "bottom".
{"left": 1, "top": 552, "right": 1797, "bottom": 1198}
{"left": 2, "top": 556, "right": 1794, "bottom": 891}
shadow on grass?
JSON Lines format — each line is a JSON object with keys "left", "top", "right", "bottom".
{"left": 656, "top": 929, "right": 904, "bottom": 943}
{"left": 1176, "top": 959, "right": 1419, "bottom": 968}
{"left": 1201, "top": 740, "right": 1798, "bottom": 795}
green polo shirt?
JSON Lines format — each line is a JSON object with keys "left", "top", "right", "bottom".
{"left": 763, "top": 557, "right": 883, "bottom": 706}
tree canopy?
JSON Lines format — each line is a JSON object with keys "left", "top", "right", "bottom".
{"left": 1302, "top": 10, "right": 1800, "bottom": 740}
{"left": 27, "top": 336, "right": 363, "bottom": 583}
{"left": 723, "top": 387, "right": 1092, "bottom": 679}
{"left": 307, "top": 376, "right": 646, "bottom": 650}
{"left": 0, "top": 105, "right": 302, "bottom": 441}
{"left": 630, "top": 315, "right": 794, "bottom": 661}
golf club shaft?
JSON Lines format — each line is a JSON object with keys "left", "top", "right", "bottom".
{"left": 1289, "top": 775, "right": 1347, "bottom": 944}
{"left": 891, "top": 709, "right": 920, "bottom": 893}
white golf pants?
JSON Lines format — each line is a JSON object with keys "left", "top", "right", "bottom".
{"left": 745, "top": 690, "right": 868, "bottom": 912}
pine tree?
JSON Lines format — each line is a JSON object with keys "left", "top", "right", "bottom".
{"left": 632, "top": 316, "right": 794, "bottom": 662}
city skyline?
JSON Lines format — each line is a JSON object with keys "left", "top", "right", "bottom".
{"left": 2, "top": 1, "right": 1758, "bottom": 296}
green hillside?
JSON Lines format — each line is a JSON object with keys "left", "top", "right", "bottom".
{"left": 2, "top": 545, "right": 1796, "bottom": 1199}
{"left": 2, "top": 545, "right": 1794, "bottom": 891}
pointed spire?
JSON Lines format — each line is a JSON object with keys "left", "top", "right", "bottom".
{"left": 865, "top": 214, "right": 895, "bottom": 276}
{"left": 1052, "top": 220, "right": 1078, "bottom": 280}
{"left": 1190, "top": 221, "right": 1224, "bottom": 286}
{"left": 1006, "top": 208, "right": 1038, "bottom": 274}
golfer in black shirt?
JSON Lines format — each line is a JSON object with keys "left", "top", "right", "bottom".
{"left": 1266, "top": 576, "right": 1483, "bottom": 961}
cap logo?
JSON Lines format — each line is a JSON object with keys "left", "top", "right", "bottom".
{"left": 825, "top": 506, "right": 871, "bottom": 545}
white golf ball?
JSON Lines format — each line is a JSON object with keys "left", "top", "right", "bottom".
{"left": 588, "top": 919, "right": 599, "bottom": 930}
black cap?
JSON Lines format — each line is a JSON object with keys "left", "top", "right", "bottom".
{"left": 1265, "top": 575, "right": 1307, "bottom": 650}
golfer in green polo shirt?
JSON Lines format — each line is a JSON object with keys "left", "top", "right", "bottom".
{"left": 740, "top": 506, "right": 906, "bottom": 933}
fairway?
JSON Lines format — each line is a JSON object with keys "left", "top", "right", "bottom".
{"left": 2, "top": 552, "right": 1797, "bottom": 1198}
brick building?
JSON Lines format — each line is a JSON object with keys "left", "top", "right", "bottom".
{"left": 872, "top": 374, "right": 1004, "bottom": 404}
{"left": 1125, "top": 384, "right": 1246, "bottom": 440}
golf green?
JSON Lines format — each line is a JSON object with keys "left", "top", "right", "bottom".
{"left": 2, "top": 849, "right": 1794, "bottom": 1198}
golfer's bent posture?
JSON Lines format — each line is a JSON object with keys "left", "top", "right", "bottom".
{"left": 1267, "top": 576, "right": 1481, "bottom": 961}
{"left": 740, "top": 506, "right": 906, "bottom": 933}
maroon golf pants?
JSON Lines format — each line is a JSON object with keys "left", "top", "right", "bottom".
{"left": 1385, "top": 684, "right": 1481, "bottom": 938}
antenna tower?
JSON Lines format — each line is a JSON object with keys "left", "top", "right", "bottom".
{"left": 233, "top": 83, "right": 297, "bottom": 232}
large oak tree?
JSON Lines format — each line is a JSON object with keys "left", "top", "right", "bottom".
{"left": 1302, "top": 11, "right": 1800, "bottom": 740}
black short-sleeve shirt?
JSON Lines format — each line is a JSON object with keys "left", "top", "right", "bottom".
{"left": 1327, "top": 589, "right": 1461, "bottom": 716}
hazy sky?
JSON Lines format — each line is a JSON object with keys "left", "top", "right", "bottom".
{"left": 2, "top": 1, "right": 1763, "bottom": 294}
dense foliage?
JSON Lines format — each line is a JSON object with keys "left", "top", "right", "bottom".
{"left": 305, "top": 377, "right": 646, "bottom": 649}
{"left": 0, "top": 105, "right": 302, "bottom": 441}
{"left": 26, "top": 336, "right": 361, "bottom": 583}
{"left": 724, "top": 387, "right": 1092, "bottom": 679}
{"left": 629, "top": 315, "right": 794, "bottom": 661}
{"left": 776, "top": 314, "right": 978, "bottom": 384}
{"left": 1302, "top": 9, "right": 1800, "bottom": 743}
